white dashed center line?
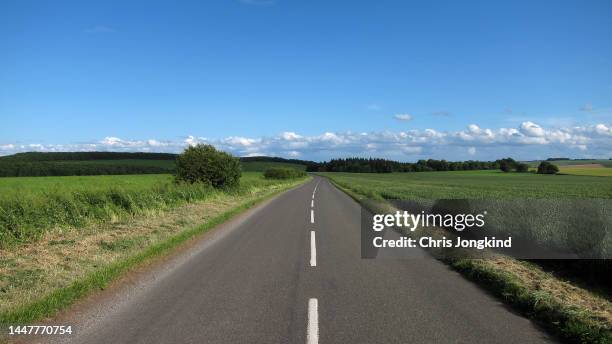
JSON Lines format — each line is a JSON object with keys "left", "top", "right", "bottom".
{"left": 310, "top": 231, "right": 316, "bottom": 267}
{"left": 307, "top": 298, "right": 319, "bottom": 344}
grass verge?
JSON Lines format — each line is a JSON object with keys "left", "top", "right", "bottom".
{"left": 0, "top": 177, "right": 308, "bottom": 328}
{"left": 324, "top": 175, "right": 611, "bottom": 344}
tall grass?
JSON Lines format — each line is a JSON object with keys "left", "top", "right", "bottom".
{"left": 0, "top": 173, "right": 291, "bottom": 247}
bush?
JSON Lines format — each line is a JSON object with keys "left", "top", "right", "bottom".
{"left": 500, "top": 161, "right": 511, "bottom": 172}
{"left": 516, "top": 163, "right": 529, "bottom": 173}
{"left": 537, "top": 161, "right": 559, "bottom": 175}
{"left": 175, "top": 144, "right": 241, "bottom": 188}
{"left": 263, "top": 167, "right": 306, "bottom": 180}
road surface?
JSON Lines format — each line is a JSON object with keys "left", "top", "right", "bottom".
{"left": 43, "top": 176, "right": 556, "bottom": 344}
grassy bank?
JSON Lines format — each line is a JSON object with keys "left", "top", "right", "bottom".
{"left": 322, "top": 171, "right": 611, "bottom": 343}
{"left": 0, "top": 173, "right": 308, "bottom": 330}
{"left": 0, "top": 173, "right": 292, "bottom": 247}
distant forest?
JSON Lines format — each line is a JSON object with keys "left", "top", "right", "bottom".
{"left": 306, "top": 158, "right": 501, "bottom": 173}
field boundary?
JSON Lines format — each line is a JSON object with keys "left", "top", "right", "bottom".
{"left": 322, "top": 175, "right": 611, "bottom": 344}
{"left": 0, "top": 177, "right": 309, "bottom": 328}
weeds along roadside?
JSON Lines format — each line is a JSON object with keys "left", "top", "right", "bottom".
{"left": 322, "top": 175, "right": 612, "bottom": 344}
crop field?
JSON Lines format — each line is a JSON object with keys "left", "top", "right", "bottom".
{"left": 0, "top": 172, "right": 296, "bottom": 247}
{"left": 323, "top": 170, "right": 612, "bottom": 262}
{"left": 320, "top": 170, "right": 612, "bottom": 199}
{"left": 558, "top": 164, "right": 612, "bottom": 177}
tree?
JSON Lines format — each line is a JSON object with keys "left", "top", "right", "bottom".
{"left": 499, "top": 161, "right": 511, "bottom": 172}
{"left": 175, "top": 144, "right": 241, "bottom": 187}
{"left": 537, "top": 161, "right": 559, "bottom": 175}
{"left": 516, "top": 163, "right": 529, "bottom": 173}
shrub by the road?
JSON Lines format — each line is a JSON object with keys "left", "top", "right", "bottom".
{"left": 537, "top": 161, "right": 559, "bottom": 174}
{"left": 175, "top": 144, "right": 241, "bottom": 188}
{"left": 264, "top": 167, "right": 306, "bottom": 180}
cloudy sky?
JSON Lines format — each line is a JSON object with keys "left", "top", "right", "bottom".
{"left": 1, "top": 0, "right": 611, "bottom": 161}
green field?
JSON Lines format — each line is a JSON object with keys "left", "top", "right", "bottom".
{"left": 322, "top": 170, "right": 612, "bottom": 260}
{"left": 0, "top": 174, "right": 172, "bottom": 196}
{"left": 558, "top": 165, "right": 612, "bottom": 177}
{"left": 321, "top": 170, "right": 612, "bottom": 199}
{"left": 0, "top": 172, "right": 300, "bottom": 247}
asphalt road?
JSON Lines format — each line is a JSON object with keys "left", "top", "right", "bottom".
{"left": 46, "top": 176, "right": 556, "bottom": 344}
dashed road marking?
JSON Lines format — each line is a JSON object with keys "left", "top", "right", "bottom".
{"left": 307, "top": 298, "right": 319, "bottom": 344}
{"left": 310, "top": 231, "right": 316, "bottom": 267}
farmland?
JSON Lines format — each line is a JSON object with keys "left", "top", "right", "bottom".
{"left": 321, "top": 170, "right": 612, "bottom": 260}
{"left": 558, "top": 164, "right": 612, "bottom": 177}
{"left": 320, "top": 170, "right": 612, "bottom": 199}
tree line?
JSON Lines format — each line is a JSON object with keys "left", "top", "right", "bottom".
{"left": 306, "top": 158, "right": 498, "bottom": 173}
{"left": 306, "top": 157, "right": 533, "bottom": 173}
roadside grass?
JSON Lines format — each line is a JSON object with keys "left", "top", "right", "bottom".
{"left": 451, "top": 258, "right": 611, "bottom": 344}
{"left": 0, "top": 175, "right": 308, "bottom": 329}
{"left": 0, "top": 172, "right": 290, "bottom": 247}
{"left": 322, "top": 172, "right": 612, "bottom": 343}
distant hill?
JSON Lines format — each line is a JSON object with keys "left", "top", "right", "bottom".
{"left": 0, "top": 152, "right": 313, "bottom": 177}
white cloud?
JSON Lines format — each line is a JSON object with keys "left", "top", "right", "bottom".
{"left": 280, "top": 131, "right": 302, "bottom": 140}
{"left": 287, "top": 151, "right": 301, "bottom": 157}
{"left": 394, "top": 114, "right": 413, "bottom": 121}
{"left": 100, "top": 137, "right": 122, "bottom": 146}
{"left": 520, "top": 121, "right": 546, "bottom": 137}
{"left": 2, "top": 121, "right": 611, "bottom": 161}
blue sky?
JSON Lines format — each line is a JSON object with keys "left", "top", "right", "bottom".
{"left": 1, "top": 0, "right": 611, "bottom": 161}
